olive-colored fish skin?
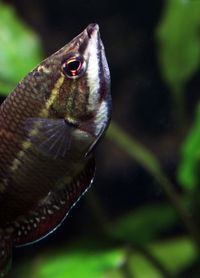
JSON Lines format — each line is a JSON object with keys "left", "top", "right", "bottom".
{"left": 0, "top": 23, "right": 111, "bottom": 275}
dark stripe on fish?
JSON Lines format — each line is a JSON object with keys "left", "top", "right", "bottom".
{"left": 96, "top": 33, "right": 106, "bottom": 102}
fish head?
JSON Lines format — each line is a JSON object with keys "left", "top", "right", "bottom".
{"left": 40, "top": 23, "right": 111, "bottom": 134}
{"left": 24, "top": 24, "right": 111, "bottom": 158}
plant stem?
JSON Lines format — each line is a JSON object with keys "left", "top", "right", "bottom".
{"left": 133, "top": 244, "right": 172, "bottom": 278}
{"left": 119, "top": 247, "right": 135, "bottom": 278}
{"left": 106, "top": 122, "right": 200, "bottom": 250}
{"left": 171, "top": 84, "right": 187, "bottom": 130}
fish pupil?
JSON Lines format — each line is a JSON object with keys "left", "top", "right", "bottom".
{"left": 68, "top": 60, "right": 80, "bottom": 71}
{"left": 62, "top": 57, "right": 84, "bottom": 79}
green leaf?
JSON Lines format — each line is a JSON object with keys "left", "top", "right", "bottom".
{"left": 10, "top": 242, "right": 123, "bottom": 278}
{"left": 9, "top": 237, "right": 197, "bottom": 278}
{"left": 38, "top": 249, "right": 122, "bottom": 278}
{"left": 156, "top": 0, "right": 200, "bottom": 88}
{"left": 105, "top": 270, "right": 124, "bottom": 278}
{"left": 129, "top": 253, "right": 163, "bottom": 278}
{"left": 110, "top": 203, "right": 177, "bottom": 244}
{"left": 0, "top": 2, "right": 43, "bottom": 96}
{"left": 130, "top": 237, "right": 197, "bottom": 277}
{"left": 148, "top": 237, "right": 198, "bottom": 275}
{"left": 177, "top": 103, "right": 200, "bottom": 189}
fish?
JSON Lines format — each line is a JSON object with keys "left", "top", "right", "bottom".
{"left": 0, "top": 23, "right": 111, "bottom": 276}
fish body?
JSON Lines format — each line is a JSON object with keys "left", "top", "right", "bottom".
{"left": 0, "top": 23, "right": 111, "bottom": 275}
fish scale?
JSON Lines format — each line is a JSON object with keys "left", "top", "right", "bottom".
{"left": 0, "top": 23, "right": 111, "bottom": 276}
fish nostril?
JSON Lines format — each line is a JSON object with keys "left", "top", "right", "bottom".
{"left": 87, "top": 23, "right": 99, "bottom": 38}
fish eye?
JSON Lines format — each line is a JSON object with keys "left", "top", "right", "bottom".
{"left": 61, "top": 57, "right": 85, "bottom": 79}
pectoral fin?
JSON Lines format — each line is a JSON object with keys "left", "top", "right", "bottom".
{"left": 25, "top": 118, "right": 73, "bottom": 159}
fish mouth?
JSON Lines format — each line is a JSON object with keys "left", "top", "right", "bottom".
{"left": 86, "top": 23, "right": 103, "bottom": 53}
{"left": 86, "top": 23, "right": 99, "bottom": 38}
{"left": 77, "top": 23, "right": 101, "bottom": 55}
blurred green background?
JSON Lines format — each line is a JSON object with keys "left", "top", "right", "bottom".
{"left": 1, "top": 0, "right": 200, "bottom": 277}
